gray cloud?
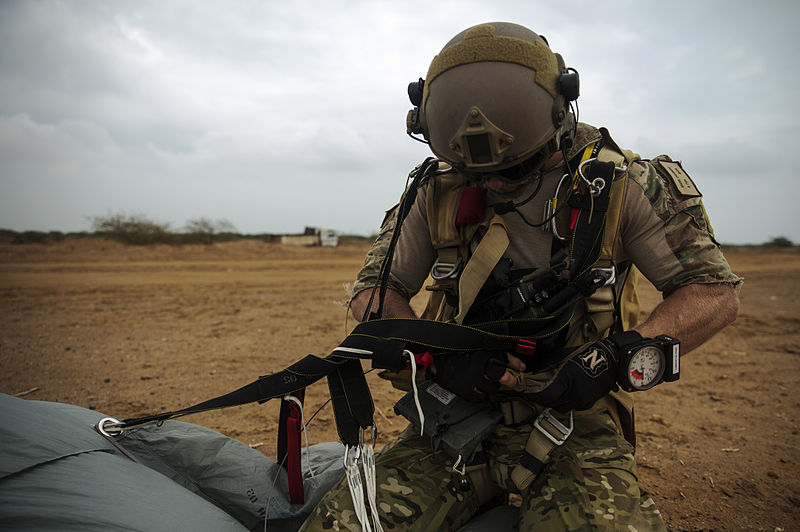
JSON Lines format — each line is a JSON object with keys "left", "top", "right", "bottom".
{"left": 1, "top": 0, "right": 799, "bottom": 243}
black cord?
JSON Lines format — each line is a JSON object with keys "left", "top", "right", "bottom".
{"left": 363, "top": 158, "right": 438, "bottom": 320}
{"left": 489, "top": 172, "right": 544, "bottom": 215}
{"left": 490, "top": 101, "right": 581, "bottom": 228}
{"left": 512, "top": 187, "right": 572, "bottom": 228}
{"left": 407, "top": 131, "right": 430, "bottom": 145}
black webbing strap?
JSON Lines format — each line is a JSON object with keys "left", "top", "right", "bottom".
{"left": 345, "top": 317, "right": 530, "bottom": 353}
{"left": 116, "top": 352, "right": 358, "bottom": 428}
{"left": 327, "top": 359, "right": 375, "bottom": 446}
{"left": 116, "top": 311, "right": 582, "bottom": 431}
{"left": 567, "top": 160, "right": 615, "bottom": 280}
{"left": 519, "top": 451, "right": 546, "bottom": 476}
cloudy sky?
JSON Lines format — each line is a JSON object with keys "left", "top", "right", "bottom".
{"left": 1, "top": 0, "right": 798, "bottom": 244}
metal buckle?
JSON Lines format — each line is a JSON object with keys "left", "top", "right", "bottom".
{"left": 430, "top": 257, "right": 462, "bottom": 280}
{"left": 533, "top": 409, "right": 573, "bottom": 446}
{"left": 359, "top": 425, "right": 378, "bottom": 447}
{"left": 592, "top": 265, "right": 616, "bottom": 287}
{"left": 96, "top": 417, "right": 123, "bottom": 437}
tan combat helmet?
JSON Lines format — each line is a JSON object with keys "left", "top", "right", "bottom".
{"left": 407, "top": 22, "right": 579, "bottom": 182}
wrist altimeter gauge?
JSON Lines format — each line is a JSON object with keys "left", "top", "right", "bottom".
{"left": 611, "top": 331, "right": 681, "bottom": 392}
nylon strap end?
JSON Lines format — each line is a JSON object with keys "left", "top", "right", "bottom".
{"left": 370, "top": 338, "right": 408, "bottom": 371}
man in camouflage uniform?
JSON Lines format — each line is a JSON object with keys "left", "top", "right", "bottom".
{"left": 301, "top": 22, "right": 740, "bottom": 531}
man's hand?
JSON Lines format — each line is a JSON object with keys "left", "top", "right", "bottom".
{"left": 524, "top": 339, "right": 621, "bottom": 412}
{"left": 434, "top": 351, "right": 519, "bottom": 402}
{"left": 499, "top": 354, "right": 527, "bottom": 387}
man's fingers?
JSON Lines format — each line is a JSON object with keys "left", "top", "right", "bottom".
{"left": 497, "top": 354, "right": 527, "bottom": 388}
{"left": 507, "top": 353, "right": 526, "bottom": 372}
{"left": 499, "top": 369, "right": 517, "bottom": 387}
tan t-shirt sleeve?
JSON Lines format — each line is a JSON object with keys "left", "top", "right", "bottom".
{"left": 618, "top": 158, "right": 741, "bottom": 295}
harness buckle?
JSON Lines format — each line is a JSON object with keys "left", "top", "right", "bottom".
{"left": 533, "top": 409, "right": 573, "bottom": 446}
{"left": 591, "top": 265, "right": 616, "bottom": 287}
{"left": 359, "top": 424, "right": 378, "bottom": 447}
{"left": 430, "top": 257, "right": 463, "bottom": 280}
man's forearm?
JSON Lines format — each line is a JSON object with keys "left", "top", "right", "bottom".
{"left": 634, "top": 282, "right": 739, "bottom": 354}
{"left": 349, "top": 287, "right": 418, "bottom": 322}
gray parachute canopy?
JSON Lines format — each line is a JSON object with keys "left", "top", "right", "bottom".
{"left": 0, "top": 393, "right": 518, "bottom": 531}
{"left": 0, "top": 393, "right": 344, "bottom": 532}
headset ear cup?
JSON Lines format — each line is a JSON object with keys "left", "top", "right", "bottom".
{"left": 408, "top": 78, "right": 425, "bottom": 107}
{"left": 553, "top": 53, "right": 579, "bottom": 101}
{"left": 558, "top": 70, "right": 580, "bottom": 101}
{"left": 406, "top": 78, "right": 428, "bottom": 138}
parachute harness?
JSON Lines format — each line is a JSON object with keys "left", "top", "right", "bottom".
{"left": 92, "top": 152, "right": 622, "bottom": 529}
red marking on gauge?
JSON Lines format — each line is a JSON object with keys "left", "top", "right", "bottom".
{"left": 631, "top": 369, "right": 644, "bottom": 380}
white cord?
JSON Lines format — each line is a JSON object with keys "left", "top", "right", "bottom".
{"left": 451, "top": 454, "right": 466, "bottom": 476}
{"left": 344, "top": 446, "right": 372, "bottom": 532}
{"left": 283, "top": 395, "right": 315, "bottom": 478}
{"left": 362, "top": 441, "right": 384, "bottom": 532}
{"left": 262, "top": 453, "right": 289, "bottom": 532}
{"left": 331, "top": 346, "right": 374, "bottom": 357}
{"left": 405, "top": 350, "right": 425, "bottom": 436}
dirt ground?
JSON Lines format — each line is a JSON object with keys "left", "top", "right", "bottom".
{"left": 1, "top": 238, "right": 798, "bottom": 531}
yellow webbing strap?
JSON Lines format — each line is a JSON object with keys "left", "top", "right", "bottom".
{"left": 454, "top": 214, "right": 509, "bottom": 324}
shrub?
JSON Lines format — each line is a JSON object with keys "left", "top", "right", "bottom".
{"left": 10, "top": 231, "right": 66, "bottom": 244}
{"left": 181, "top": 217, "right": 238, "bottom": 244}
{"left": 764, "top": 236, "right": 794, "bottom": 247}
{"left": 90, "top": 213, "right": 173, "bottom": 245}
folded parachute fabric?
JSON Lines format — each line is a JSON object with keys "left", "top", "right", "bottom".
{"left": 0, "top": 393, "right": 344, "bottom": 532}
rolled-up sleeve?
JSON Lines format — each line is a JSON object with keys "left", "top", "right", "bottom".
{"left": 619, "top": 157, "right": 742, "bottom": 296}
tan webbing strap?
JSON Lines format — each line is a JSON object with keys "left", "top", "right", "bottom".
{"left": 596, "top": 146, "right": 628, "bottom": 260}
{"left": 510, "top": 409, "right": 573, "bottom": 491}
{"left": 454, "top": 214, "right": 509, "bottom": 324}
{"left": 580, "top": 144, "right": 635, "bottom": 339}
{"left": 423, "top": 174, "right": 465, "bottom": 321}
{"left": 421, "top": 290, "right": 446, "bottom": 321}
{"left": 426, "top": 173, "right": 463, "bottom": 246}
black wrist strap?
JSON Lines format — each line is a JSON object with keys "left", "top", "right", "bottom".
{"left": 609, "top": 330, "right": 643, "bottom": 350}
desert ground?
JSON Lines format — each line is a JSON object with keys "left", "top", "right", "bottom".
{"left": 1, "top": 238, "right": 798, "bottom": 531}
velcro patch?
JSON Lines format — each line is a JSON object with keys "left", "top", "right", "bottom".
{"left": 577, "top": 348, "right": 609, "bottom": 376}
{"left": 660, "top": 160, "right": 701, "bottom": 198}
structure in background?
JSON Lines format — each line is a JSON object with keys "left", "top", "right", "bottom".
{"left": 266, "top": 227, "right": 339, "bottom": 247}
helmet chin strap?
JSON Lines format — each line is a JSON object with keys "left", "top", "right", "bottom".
{"left": 489, "top": 170, "right": 545, "bottom": 215}
{"left": 487, "top": 120, "right": 576, "bottom": 225}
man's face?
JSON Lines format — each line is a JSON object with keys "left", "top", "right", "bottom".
{"left": 481, "top": 150, "right": 564, "bottom": 194}
{"left": 485, "top": 176, "right": 529, "bottom": 194}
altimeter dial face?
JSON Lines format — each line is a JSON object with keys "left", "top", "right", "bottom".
{"left": 626, "top": 346, "right": 665, "bottom": 391}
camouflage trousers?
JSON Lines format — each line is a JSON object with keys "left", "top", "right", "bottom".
{"left": 299, "top": 411, "right": 666, "bottom": 531}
